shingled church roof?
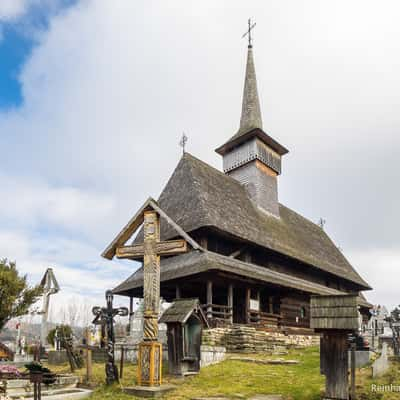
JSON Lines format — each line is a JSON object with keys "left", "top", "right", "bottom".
{"left": 113, "top": 250, "right": 371, "bottom": 309}
{"left": 133, "top": 152, "right": 370, "bottom": 290}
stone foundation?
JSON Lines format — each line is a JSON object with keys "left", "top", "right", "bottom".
{"left": 202, "top": 325, "right": 319, "bottom": 354}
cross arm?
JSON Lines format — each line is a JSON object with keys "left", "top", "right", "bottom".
{"left": 116, "top": 239, "right": 188, "bottom": 260}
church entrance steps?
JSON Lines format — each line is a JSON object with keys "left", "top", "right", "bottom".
{"left": 202, "top": 325, "right": 319, "bottom": 354}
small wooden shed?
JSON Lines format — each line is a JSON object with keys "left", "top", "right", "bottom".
{"left": 310, "top": 295, "right": 359, "bottom": 400}
{"left": 160, "top": 298, "right": 209, "bottom": 376}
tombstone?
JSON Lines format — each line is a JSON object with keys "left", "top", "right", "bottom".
{"left": 310, "top": 295, "right": 359, "bottom": 400}
{"left": 159, "top": 299, "right": 209, "bottom": 376}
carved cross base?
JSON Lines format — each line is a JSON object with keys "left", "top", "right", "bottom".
{"left": 137, "top": 341, "right": 162, "bottom": 386}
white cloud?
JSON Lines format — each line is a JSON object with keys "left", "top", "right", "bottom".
{"left": 0, "top": 0, "right": 399, "bottom": 310}
{"left": 347, "top": 248, "right": 400, "bottom": 310}
{"left": 0, "top": 0, "right": 30, "bottom": 21}
{"left": 0, "top": 174, "right": 115, "bottom": 238}
{"left": 0, "top": 228, "right": 136, "bottom": 324}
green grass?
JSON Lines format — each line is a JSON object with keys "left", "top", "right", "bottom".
{"left": 46, "top": 348, "right": 400, "bottom": 400}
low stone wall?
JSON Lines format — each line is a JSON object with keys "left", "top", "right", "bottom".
{"left": 202, "top": 326, "right": 319, "bottom": 354}
{"left": 200, "top": 345, "right": 226, "bottom": 367}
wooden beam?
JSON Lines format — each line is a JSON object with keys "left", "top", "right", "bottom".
{"left": 102, "top": 197, "right": 204, "bottom": 260}
{"left": 155, "top": 239, "right": 187, "bottom": 256}
{"left": 148, "top": 199, "right": 203, "bottom": 251}
{"left": 229, "top": 247, "right": 247, "bottom": 259}
{"left": 206, "top": 281, "right": 213, "bottom": 320}
{"left": 175, "top": 285, "right": 181, "bottom": 299}
{"left": 102, "top": 198, "right": 148, "bottom": 260}
{"left": 116, "top": 244, "right": 144, "bottom": 259}
{"left": 245, "top": 287, "right": 251, "bottom": 324}
{"left": 116, "top": 239, "right": 187, "bottom": 260}
{"left": 129, "top": 297, "right": 134, "bottom": 315}
{"left": 228, "top": 284, "right": 233, "bottom": 324}
{"left": 268, "top": 296, "right": 274, "bottom": 314}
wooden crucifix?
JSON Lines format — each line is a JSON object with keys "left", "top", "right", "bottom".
{"left": 77, "top": 328, "right": 96, "bottom": 387}
{"left": 118, "top": 210, "right": 188, "bottom": 386}
{"left": 102, "top": 198, "right": 202, "bottom": 387}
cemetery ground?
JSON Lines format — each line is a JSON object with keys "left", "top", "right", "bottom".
{"left": 45, "top": 347, "right": 400, "bottom": 400}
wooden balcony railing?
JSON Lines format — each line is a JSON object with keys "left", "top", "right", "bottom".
{"left": 248, "top": 310, "right": 282, "bottom": 327}
{"left": 201, "top": 304, "right": 232, "bottom": 327}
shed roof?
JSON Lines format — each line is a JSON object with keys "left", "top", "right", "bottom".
{"left": 159, "top": 298, "right": 207, "bottom": 325}
{"left": 134, "top": 153, "right": 369, "bottom": 290}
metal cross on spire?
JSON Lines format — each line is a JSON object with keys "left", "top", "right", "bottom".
{"left": 242, "top": 18, "right": 256, "bottom": 48}
{"left": 179, "top": 132, "right": 188, "bottom": 154}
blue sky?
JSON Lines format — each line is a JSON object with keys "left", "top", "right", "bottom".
{"left": 1, "top": 1, "right": 400, "bottom": 322}
{"left": 0, "top": 1, "right": 77, "bottom": 107}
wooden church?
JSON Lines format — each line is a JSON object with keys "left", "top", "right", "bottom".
{"left": 106, "top": 39, "right": 372, "bottom": 334}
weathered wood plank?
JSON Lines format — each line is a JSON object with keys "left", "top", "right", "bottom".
{"left": 311, "top": 306, "right": 358, "bottom": 318}
{"left": 324, "top": 332, "right": 349, "bottom": 399}
{"left": 116, "top": 240, "right": 187, "bottom": 259}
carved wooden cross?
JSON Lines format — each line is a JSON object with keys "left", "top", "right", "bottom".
{"left": 116, "top": 210, "right": 187, "bottom": 342}
{"left": 102, "top": 198, "right": 199, "bottom": 387}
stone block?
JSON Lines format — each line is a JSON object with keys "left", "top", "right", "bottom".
{"left": 123, "top": 385, "right": 176, "bottom": 398}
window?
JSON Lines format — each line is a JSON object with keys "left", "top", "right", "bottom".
{"left": 300, "top": 306, "right": 306, "bottom": 318}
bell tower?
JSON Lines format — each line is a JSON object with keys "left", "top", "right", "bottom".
{"left": 215, "top": 22, "right": 288, "bottom": 217}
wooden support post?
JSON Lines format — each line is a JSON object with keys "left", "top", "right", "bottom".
{"left": 268, "top": 296, "right": 273, "bottom": 314}
{"left": 323, "top": 332, "right": 349, "bottom": 400}
{"left": 120, "top": 346, "right": 124, "bottom": 379}
{"left": 245, "top": 288, "right": 251, "bottom": 324}
{"left": 175, "top": 285, "right": 181, "bottom": 299}
{"left": 207, "top": 281, "right": 213, "bottom": 320}
{"left": 128, "top": 297, "right": 134, "bottom": 333}
{"left": 256, "top": 290, "right": 260, "bottom": 308}
{"left": 85, "top": 329, "right": 92, "bottom": 385}
{"left": 320, "top": 333, "right": 326, "bottom": 375}
{"left": 350, "top": 342, "right": 356, "bottom": 400}
{"left": 228, "top": 284, "right": 233, "bottom": 324}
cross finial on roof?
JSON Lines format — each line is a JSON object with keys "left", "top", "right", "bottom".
{"left": 179, "top": 132, "right": 188, "bottom": 154}
{"left": 318, "top": 218, "right": 326, "bottom": 230}
{"left": 242, "top": 18, "right": 256, "bottom": 48}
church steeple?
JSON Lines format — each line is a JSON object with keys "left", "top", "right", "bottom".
{"left": 238, "top": 45, "right": 263, "bottom": 136}
{"left": 215, "top": 23, "right": 289, "bottom": 217}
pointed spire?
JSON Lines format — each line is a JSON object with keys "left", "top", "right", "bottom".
{"left": 238, "top": 45, "right": 263, "bottom": 135}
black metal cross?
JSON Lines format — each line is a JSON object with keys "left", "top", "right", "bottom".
{"left": 92, "top": 290, "right": 128, "bottom": 385}
{"left": 242, "top": 18, "right": 256, "bottom": 47}
{"left": 179, "top": 132, "right": 188, "bottom": 154}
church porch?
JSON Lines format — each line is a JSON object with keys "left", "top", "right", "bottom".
{"left": 162, "top": 273, "right": 309, "bottom": 330}
{"left": 123, "top": 271, "right": 310, "bottom": 331}
{"left": 113, "top": 250, "right": 354, "bottom": 333}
